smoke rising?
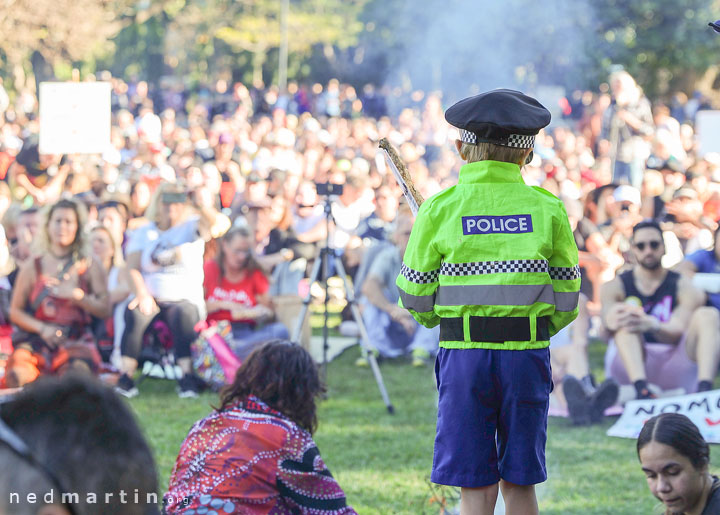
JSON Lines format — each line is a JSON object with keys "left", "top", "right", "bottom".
{"left": 379, "top": 0, "right": 595, "bottom": 105}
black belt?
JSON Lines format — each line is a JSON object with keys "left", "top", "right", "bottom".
{"left": 439, "top": 316, "right": 550, "bottom": 343}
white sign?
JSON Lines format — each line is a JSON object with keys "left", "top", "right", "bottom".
{"left": 695, "top": 110, "right": 720, "bottom": 157}
{"left": 607, "top": 390, "right": 720, "bottom": 443}
{"left": 39, "top": 82, "right": 111, "bottom": 155}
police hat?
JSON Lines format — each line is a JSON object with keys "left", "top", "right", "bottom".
{"left": 445, "top": 89, "right": 551, "bottom": 149}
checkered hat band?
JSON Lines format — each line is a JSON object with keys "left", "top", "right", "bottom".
{"left": 460, "top": 129, "right": 477, "bottom": 144}
{"left": 506, "top": 134, "right": 535, "bottom": 149}
{"left": 459, "top": 130, "right": 535, "bottom": 149}
{"left": 401, "top": 263, "right": 439, "bottom": 284}
{"left": 549, "top": 265, "right": 581, "bottom": 281}
{"left": 440, "top": 260, "right": 548, "bottom": 276}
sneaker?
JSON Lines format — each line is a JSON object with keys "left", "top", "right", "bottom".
{"left": 177, "top": 374, "right": 203, "bottom": 399}
{"left": 562, "top": 375, "right": 591, "bottom": 426}
{"left": 634, "top": 380, "right": 658, "bottom": 400}
{"left": 637, "top": 387, "right": 657, "bottom": 400}
{"left": 339, "top": 320, "right": 360, "bottom": 338}
{"left": 697, "top": 380, "right": 714, "bottom": 393}
{"left": 115, "top": 374, "right": 139, "bottom": 399}
{"left": 411, "top": 348, "right": 432, "bottom": 367}
{"left": 589, "top": 379, "right": 620, "bottom": 423}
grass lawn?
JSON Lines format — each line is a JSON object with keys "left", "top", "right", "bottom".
{"left": 128, "top": 333, "right": 720, "bottom": 514}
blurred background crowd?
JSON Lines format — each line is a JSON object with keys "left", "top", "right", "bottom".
{"left": 0, "top": 67, "right": 718, "bottom": 389}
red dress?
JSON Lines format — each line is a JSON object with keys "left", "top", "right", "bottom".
{"left": 30, "top": 257, "right": 91, "bottom": 337}
{"left": 6, "top": 257, "right": 100, "bottom": 383}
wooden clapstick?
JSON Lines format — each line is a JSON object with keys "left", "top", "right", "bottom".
{"left": 378, "top": 138, "right": 424, "bottom": 212}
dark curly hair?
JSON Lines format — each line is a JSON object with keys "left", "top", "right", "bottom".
{"left": 219, "top": 340, "right": 325, "bottom": 434}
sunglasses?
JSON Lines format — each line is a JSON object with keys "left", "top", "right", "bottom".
{"left": 634, "top": 240, "right": 662, "bottom": 251}
{"left": 97, "top": 200, "right": 126, "bottom": 212}
{"left": 161, "top": 192, "right": 188, "bottom": 204}
{"left": 0, "top": 403, "right": 77, "bottom": 515}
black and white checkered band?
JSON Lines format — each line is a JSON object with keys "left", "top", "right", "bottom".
{"left": 549, "top": 265, "right": 581, "bottom": 281}
{"left": 460, "top": 129, "right": 477, "bottom": 144}
{"left": 506, "top": 134, "right": 535, "bottom": 148}
{"left": 401, "top": 263, "right": 439, "bottom": 284}
{"left": 459, "top": 129, "right": 535, "bottom": 149}
{"left": 441, "top": 259, "right": 548, "bottom": 276}
{"left": 402, "top": 260, "right": 580, "bottom": 283}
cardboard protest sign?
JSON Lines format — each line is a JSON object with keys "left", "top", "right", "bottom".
{"left": 607, "top": 390, "right": 720, "bottom": 443}
{"left": 696, "top": 110, "right": 720, "bottom": 157}
{"left": 39, "top": 82, "right": 111, "bottom": 155}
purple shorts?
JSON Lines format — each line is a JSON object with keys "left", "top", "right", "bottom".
{"left": 432, "top": 347, "right": 552, "bottom": 488}
{"left": 604, "top": 336, "right": 697, "bottom": 393}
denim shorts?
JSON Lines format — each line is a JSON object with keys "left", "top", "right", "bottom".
{"left": 431, "top": 347, "right": 552, "bottom": 488}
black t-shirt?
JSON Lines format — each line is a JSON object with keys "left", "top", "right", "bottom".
{"left": 265, "top": 227, "right": 316, "bottom": 262}
{"left": 619, "top": 269, "right": 679, "bottom": 342}
{"left": 702, "top": 476, "right": 720, "bottom": 515}
{"left": 15, "top": 138, "right": 66, "bottom": 180}
{"left": 573, "top": 217, "right": 600, "bottom": 252}
{"left": 357, "top": 212, "right": 394, "bottom": 244}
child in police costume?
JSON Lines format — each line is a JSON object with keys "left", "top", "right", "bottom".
{"left": 397, "top": 90, "right": 580, "bottom": 514}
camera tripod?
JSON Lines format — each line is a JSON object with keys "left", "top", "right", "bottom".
{"left": 291, "top": 196, "right": 395, "bottom": 414}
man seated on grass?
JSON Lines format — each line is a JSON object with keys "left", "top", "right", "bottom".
{"left": 601, "top": 219, "right": 720, "bottom": 400}
{"left": 358, "top": 214, "right": 439, "bottom": 367}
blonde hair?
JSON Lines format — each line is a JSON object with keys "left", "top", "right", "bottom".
{"left": 39, "top": 198, "right": 88, "bottom": 260}
{"left": 90, "top": 224, "right": 123, "bottom": 268}
{"left": 145, "top": 181, "right": 192, "bottom": 228}
{"left": 460, "top": 141, "right": 528, "bottom": 165}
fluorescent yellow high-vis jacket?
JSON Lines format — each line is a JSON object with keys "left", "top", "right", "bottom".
{"left": 396, "top": 160, "right": 580, "bottom": 350}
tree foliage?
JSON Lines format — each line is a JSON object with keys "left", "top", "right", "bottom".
{"left": 588, "top": 0, "right": 720, "bottom": 96}
{"left": 0, "top": 0, "right": 131, "bottom": 75}
{"left": 4, "top": 0, "right": 720, "bottom": 98}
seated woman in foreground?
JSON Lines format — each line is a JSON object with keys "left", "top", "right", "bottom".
{"left": 164, "top": 340, "right": 357, "bottom": 514}
{"left": 638, "top": 413, "right": 720, "bottom": 515}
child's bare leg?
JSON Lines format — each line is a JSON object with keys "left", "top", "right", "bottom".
{"left": 500, "top": 480, "right": 538, "bottom": 515}
{"left": 460, "top": 483, "right": 498, "bottom": 515}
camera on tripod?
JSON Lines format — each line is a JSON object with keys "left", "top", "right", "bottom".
{"left": 315, "top": 182, "right": 344, "bottom": 196}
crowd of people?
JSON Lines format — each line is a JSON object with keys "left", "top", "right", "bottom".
{"left": 0, "top": 68, "right": 719, "bottom": 509}
{"left": 0, "top": 71, "right": 717, "bottom": 394}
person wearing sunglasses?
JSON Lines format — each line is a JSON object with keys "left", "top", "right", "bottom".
{"left": 115, "top": 182, "right": 230, "bottom": 399}
{"left": 601, "top": 219, "right": 719, "bottom": 401}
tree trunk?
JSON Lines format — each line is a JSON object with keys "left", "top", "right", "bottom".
{"left": 30, "top": 50, "right": 55, "bottom": 93}
{"left": 252, "top": 50, "right": 266, "bottom": 87}
{"left": 12, "top": 63, "right": 26, "bottom": 91}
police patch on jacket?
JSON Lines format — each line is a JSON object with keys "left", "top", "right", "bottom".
{"left": 462, "top": 215, "right": 533, "bottom": 235}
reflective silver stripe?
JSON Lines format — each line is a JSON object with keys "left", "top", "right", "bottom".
{"left": 399, "top": 290, "right": 435, "bottom": 313}
{"left": 555, "top": 291, "right": 580, "bottom": 312}
{"left": 401, "top": 263, "right": 439, "bottom": 284}
{"left": 549, "top": 265, "right": 581, "bottom": 281}
{"left": 441, "top": 259, "right": 548, "bottom": 276}
{"left": 436, "top": 284, "right": 555, "bottom": 306}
